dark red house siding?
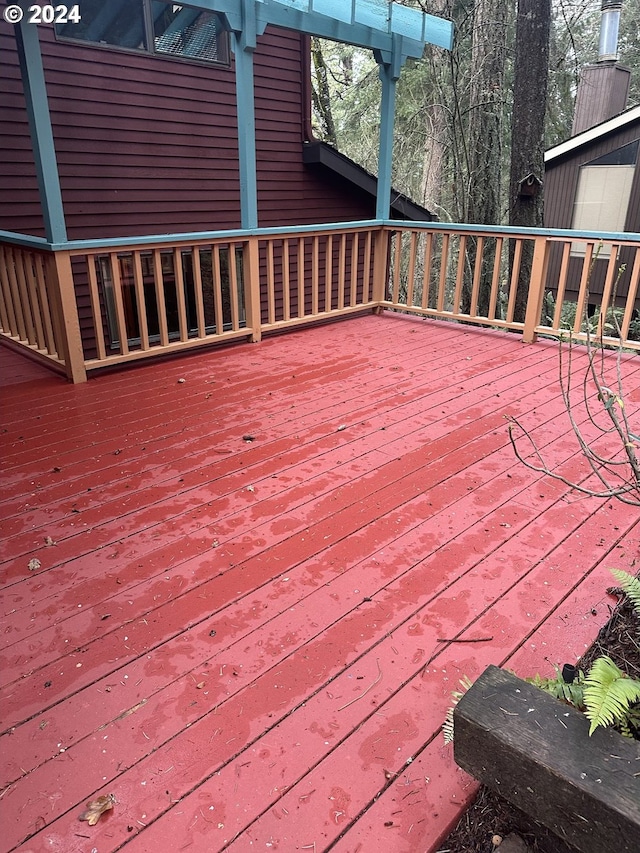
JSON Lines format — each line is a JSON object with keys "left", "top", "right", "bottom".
{"left": 0, "top": 14, "right": 374, "bottom": 241}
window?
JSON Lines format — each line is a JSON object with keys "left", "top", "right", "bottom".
{"left": 571, "top": 140, "right": 638, "bottom": 257}
{"left": 55, "top": 1, "right": 228, "bottom": 66}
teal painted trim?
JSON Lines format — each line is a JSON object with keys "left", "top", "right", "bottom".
{"left": 232, "top": 29, "right": 259, "bottom": 230}
{"left": 196, "top": 0, "right": 452, "bottom": 55}
{"left": 0, "top": 220, "right": 380, "bottom": 252}
{"left": 376, "top": 58, "right": 398, "bottom": 221}
{"left": 0, "top": 230, "right": 52, "bottom": 249}
{"left": 3, "top": 221, "right": 640, "bottom": 254}
{"left": 14, "top": 19, "right": 67, "bottom": 244}
{"left": 382, "top": 220, "right": 640, "bottom": 242}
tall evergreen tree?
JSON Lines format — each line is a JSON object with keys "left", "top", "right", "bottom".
{"left": 509, "top": 0, "right": 552, "bottom": 323}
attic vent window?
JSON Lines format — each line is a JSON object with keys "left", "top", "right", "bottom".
{"left": 55, "top": 0, "right": 229, "bottom": 66}
{"left": 571, "top": 140, "right": 638, "bottom": 257}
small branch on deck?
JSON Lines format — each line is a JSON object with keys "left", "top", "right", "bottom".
{"left": 338, "top": 659, "right": 382, "bottom": 711}
{"left": 437, "top": 636, "right": 493, "bottom": 643}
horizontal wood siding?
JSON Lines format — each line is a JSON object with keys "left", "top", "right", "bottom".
{"left": 0, "top": 13, "right": 373, "bottom": 241}
{"left": 0, "top": 15, "right": 44, "bottom": 237}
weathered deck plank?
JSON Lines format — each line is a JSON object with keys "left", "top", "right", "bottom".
{"left": 1, "top": 314, "right": 639, "bottom": 853}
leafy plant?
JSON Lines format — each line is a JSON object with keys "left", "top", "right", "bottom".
{"left": 583, "top": 655, "right": 640, "bottom": 737}
{"left": 526, "top": 665, "right": 585, "bottom": 709}
{"left": 443, "top": 675, "right": 473, "bottom": 745}
{"left": 444, "top": 569, "right": 640, "bottom": 741}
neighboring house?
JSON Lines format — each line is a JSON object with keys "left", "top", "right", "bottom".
{"left": 0, "top": 2, "right": 432, "bottom": 243}
{"left": 543, "top": 2, "right": 640, "bottom": 308}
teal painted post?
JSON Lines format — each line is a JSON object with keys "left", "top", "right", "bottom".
{"left": 376, "top": 60, "right": 398, "bottom": 221}
{"left": 14, "top": 19, "right": 67, "bottom": 243}
{"left": 232, "top": 5, "right": 259, "bottom": 231}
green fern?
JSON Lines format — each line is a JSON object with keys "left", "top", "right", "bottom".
{"left": 610, "top": 569, "right": 640, "bottom": 617}
{"left": 583, "top": 656, "right": 640, "bottom": 736}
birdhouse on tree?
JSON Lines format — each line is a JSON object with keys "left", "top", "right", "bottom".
{"left": 517, "top": 173, "right": 543, "bottom": 198}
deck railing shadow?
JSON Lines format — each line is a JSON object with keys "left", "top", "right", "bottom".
{"left": 1, "top": 220, "right": 639, "bottom": 383}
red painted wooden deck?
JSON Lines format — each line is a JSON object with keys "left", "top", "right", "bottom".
{"left": 2, "top": 314, "right": 639, "bottom": 853}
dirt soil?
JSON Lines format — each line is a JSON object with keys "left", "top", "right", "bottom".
{"left": 437, "top": 592, "right": 640, "bottom": 853}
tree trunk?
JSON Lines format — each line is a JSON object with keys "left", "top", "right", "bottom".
{"left": 509, "top": 0, "right": 551, "bottom": 323}
{"left": 310, "top": 37, "right": 337, "bottom": 147}
{"left": 462, "top": 0, "right": 509, "bottom": 315}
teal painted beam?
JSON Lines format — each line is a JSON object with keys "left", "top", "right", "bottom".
{"left": 196, "top": 0, "right": 453, "bottom": 55}
{"left": 232, "top": 0, "right": 261, "bottom": 229}
{"left": 376, "top": 36, "right": 401, "bottom": 219}
{"left": 14, "top": 18, "right": 67, "bottom": 243}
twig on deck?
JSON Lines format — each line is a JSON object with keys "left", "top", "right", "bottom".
{"left": 338, "top": 659, "right": 382, "bottom": 710}
{"left": 437, "top": 636, "right": 493, "bottom": 643}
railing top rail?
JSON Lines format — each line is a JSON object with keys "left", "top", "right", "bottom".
{"left": 0, "top": 221, "right": 383, "bottom": 254}
{"left": 0, "top": 231, "right": 51, "bottom": 250}
{"left": 3, "top": 220, "right": 640, "bottom": 253}
{"left": 381, "top": 219, "right": 640, "bottom": 245}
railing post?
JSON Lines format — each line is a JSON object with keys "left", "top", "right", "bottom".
{"left": 44, "top": 250, "right": 86, "bottom": 383}
{"left": 372, "top": 226, "right": 391, "bottom": 312}
{"left": 522, "top": 236, "right": 550, "bottom": 344}
{"left": 243, "top": 236, "right": 262, "bottom": 342}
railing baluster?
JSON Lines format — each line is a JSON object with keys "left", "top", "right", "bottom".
{"left": 173, "top": 248, "right": 189, "bottom": 342}
{"left": 436, "top": 233, "right": 449, "bottom": 313}
{"left": 488, "top": 236, "right": 503, "bottom": 321}
{"left": 34, "top": 253, "right": 57, "bottom": 356}
{"left": 596, "top": 247, "right": 621, "bottom": 339}
{"left": 133, "top": 251, "right": 151, "bottom": 349}
{"left": 191, "top": 246, "right": 206, "bottom": 340}
{"left": 405, "top": 231, "right": 417, "bottom": 308}
{"left": 311, "top": 236, "right": 319, "bottom": 315}
{"left": 297, "top": 237, "right": 305, "bottom": 318}
{"left": 349, "top": 232, "right": 359, "bottom": 308}
{"left": 5, "top": 247, "right": 27, "bottom": 341}
{"left": 362, "top": 229, "right": 372, "bottom": 304}
{"left": 469, "top": 236, "right": 484, "bottom": 317}
{"left": 620, "top": 248, "right": 640, "bottom": 341}
{"left": 391, "top": 231, "right": 402, "bottom": 304}
{"left": 505, "top": 238, "right": 522, "bottom": 323}
{"left": 212, "top": 244, "right": 224, "bottom": 335}
{"left": 110, "top": 253, "right": 130, "bottom": 356}
{"left": 324, "top": 234, "right": 333, "bottom": 311}
{"left": 337, "top": 233, "right": 346, "bottom": 310}
{"left": 453, "top": 234, "right": 466, "bottom": 314}
{"left": 552, "top": 242, "right": 571, "bottom": 329}
{"left": 86, "top": 253, "right": 107, "bottom": 361}
{"left": 573, "top": 243, "right": 594, "bottom": 335}
{"left": 421, "top": 231, "right": 433, "bottom": 310}
{"left": 228, "top": 243, "right": 241, "bottom": 331}
{"left": 282, "top": 239, "right": 291, "bottom": 322}
{"left": 153, "top": 249, "right": 170, "bottom": 347}
{"left": 266, "top": 240, "right": 276, "bottom": 324}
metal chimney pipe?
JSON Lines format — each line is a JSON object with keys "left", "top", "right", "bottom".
{"left": 598, "top": 1, "right": 622, "bottom": 61}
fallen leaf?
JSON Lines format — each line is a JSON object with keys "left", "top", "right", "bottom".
{"left": 79, "top": 793, "right": 116, "bottom": 825}
{"left": 28, "top": 558, "right": 41, "bottom": 572}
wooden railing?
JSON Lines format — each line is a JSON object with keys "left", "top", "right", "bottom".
{"left": 1, "top": 221, "right": 639, "bottom": 382}
{"left": 0, "top": 242, "right": 81, "bottom": 375}
{"left": 383, "top": 223, "right": 640, "bottom": 352}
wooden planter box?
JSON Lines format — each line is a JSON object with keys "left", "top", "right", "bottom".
{"left": 453, "top": 665, "right": 640, "bottom": 853}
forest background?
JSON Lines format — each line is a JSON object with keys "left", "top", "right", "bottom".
{"left": 310, "top": 0, "right": 640, "bottom": 228}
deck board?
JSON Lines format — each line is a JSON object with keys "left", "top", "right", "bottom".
{"left": 1, "top": 314, "right": 639, "bottom": 853}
